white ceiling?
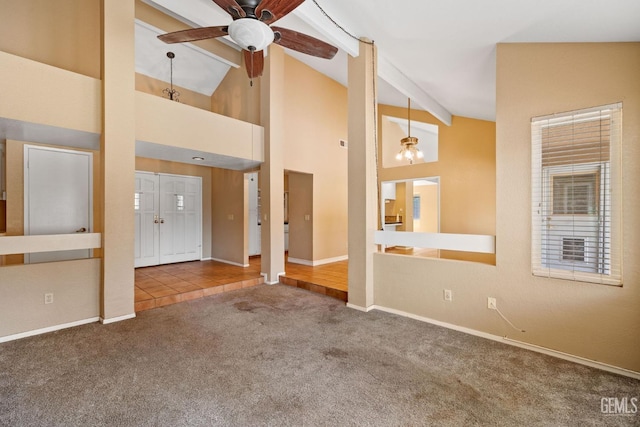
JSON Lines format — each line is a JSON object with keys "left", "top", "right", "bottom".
{"left": 142, "top": 0, "right": 640, "bottom": 123}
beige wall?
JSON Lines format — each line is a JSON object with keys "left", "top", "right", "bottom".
{"left": 135, "top": 91, "right": 263, "bottom": 163}
{"left": 0, "top": 51, "right": 102, "bottom": 134}
{"left": 378, "top": 105, "right": 496, "bottom": 265}
{"left": 211, "top": 64, "right": 262, "bottom": 125}
{"left": 136, "top": 74, "right": 213, "bottom": 111}
{"left": 211, "top": 168, "right": 247, "bottom": 265}
{"left": 282, "top": 55, "right": 349, "bottom": 262}
{"left": 135, "top": 158, "right": 213, "bottom": 260}
{"left": 212, "top": 52, "right": 348, "bottom": 264}
{"left": 0, "top": 259, "right": 101, "bottom": 337}
{"left": 0, "top": 0, "right": 101, "bottom": 79}
{"left": 374, "top": 42, "right": 640, "bottom": 373}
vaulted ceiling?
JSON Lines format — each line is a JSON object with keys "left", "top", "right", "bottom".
{"left": 138, "top": 0, "right": 640, "bottom": 124}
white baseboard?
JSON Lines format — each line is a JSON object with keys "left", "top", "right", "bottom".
{"left": 211, "top": 258, "right": 249, "bottom": 268}
{"left": 0, "top": 317, "right": 100, "bottom": 343}
{"left": 287, "top": 255, "right": 348, "bottom": 266}
{"left": 346, "top": 303, "right": 374, "bottom": 312}
{"left": 261, "top": 272, "right": 283, "bottom": 285}
{"left": 100, "top": 313, "right": 136, "bottom": 325}
{"left": 370, "top": 305, "right": 640, "bottom": 380}
{"left": 200, "top": 257, "right": 212, "bottom": 261}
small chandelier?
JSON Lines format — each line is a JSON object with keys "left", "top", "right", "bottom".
{"left": 395, "top": 98, "right": 424, "bottom": 164}
{"left": 162, "top": 52, "right": 180, "bottom": 102}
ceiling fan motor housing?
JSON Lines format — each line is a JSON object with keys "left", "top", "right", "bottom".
{"left": 228, "top": 18, "right": 274, "bottom": 51}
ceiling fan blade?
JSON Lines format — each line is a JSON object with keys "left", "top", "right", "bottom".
{"left": 256, "top": 0, "right": 304, "bottom": 24}
{"left": 211, "top": 0, "right": 246, "bottom": 19}
{"left": 272, "top": 27, "right": 338, "bottom": 59}
{"left": 244, "top": 49, "right": 265, "bottom": 78}
{"left": 158, "top": 26, "right": 229, "bottom": 44}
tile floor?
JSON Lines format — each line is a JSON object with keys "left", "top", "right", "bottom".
{"left": 135, "top": 255, "right": 349, "bottom": 312}
{"left": 134, "top": 258, "right": 264, "bottom": 312}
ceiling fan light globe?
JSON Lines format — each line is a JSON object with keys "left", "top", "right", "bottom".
{"left": 228, "top": 18, "right": 274, "bottom": 52}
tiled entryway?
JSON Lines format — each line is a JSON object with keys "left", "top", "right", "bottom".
{"left": 135, "top": 256, "right": 349, "bottom": 312}
{"left": 134, "top": 258, "right": 264, "bottom": 312}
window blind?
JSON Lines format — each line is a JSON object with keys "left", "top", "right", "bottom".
{"left": 531, "top": 103, "right": 622, "bottom": 285}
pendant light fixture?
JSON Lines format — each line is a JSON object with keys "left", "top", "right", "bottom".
{"left": 162, "top": 52, "right": 180, "bottom": 102}
{"left": 395, "top": 98, "right": 424, "bottom": 164}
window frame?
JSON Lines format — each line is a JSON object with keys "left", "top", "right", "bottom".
{"left": 531, "top": 103, "right": 622, "bottom": 286}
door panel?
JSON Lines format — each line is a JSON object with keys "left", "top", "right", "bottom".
{"left": 25, "top": 145, "right": 92, "bottom": 264}
{"left": 134, "top": 172, "right": 160, "bottom": 267}
{"left": 159, "top": 174, "right": 201, "bottom": 264}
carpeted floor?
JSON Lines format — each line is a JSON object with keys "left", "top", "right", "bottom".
{"left": 1, "top": 284, "right": 638, "bottom": 426}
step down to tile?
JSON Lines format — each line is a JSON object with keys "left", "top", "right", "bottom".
{"left": 279, "top": 276, "right": 348, "bottom": 302}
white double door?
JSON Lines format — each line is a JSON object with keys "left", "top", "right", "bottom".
{"left": 135, "top": 172, "right": 202, "bottom": 268}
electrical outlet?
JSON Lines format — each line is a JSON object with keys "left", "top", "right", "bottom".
{"left": 444, "top": 289, "right": 452, "bottom": 301}
{"left": 487, "top": 297, "right": 497, "bottom": 310}
{"left": 44, "top": 293, "right": 54, "bottom": 305}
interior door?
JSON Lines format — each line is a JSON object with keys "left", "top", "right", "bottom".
{"left": 159, "top": 174, "right": 202, "bottom": 264}
{"left": 134, "top": 172, "right": 202, "bottom": 267}
{"left": 24, "top": 145, "right": 92, "bottom": 263}
{"left": 134, "top": 172, "right": 160, "bottom": 267}
{"left": 542, "top": 164, "right": 604, "bottom": 273}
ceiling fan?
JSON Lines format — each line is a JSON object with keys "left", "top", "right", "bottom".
{"left": 158, "top": 0, "right": 338, "bottom": 80}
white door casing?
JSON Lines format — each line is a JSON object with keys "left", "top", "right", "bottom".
{"left": 24, "top": 145, "right": 92, "bottom": 263}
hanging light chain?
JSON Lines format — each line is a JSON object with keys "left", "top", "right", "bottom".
{"left": 162, "top": 51, "right": 180, "bottom": 102}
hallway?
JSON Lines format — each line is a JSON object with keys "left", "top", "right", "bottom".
{"left": 135, "top": 256, "right": 348, "bottom": 312}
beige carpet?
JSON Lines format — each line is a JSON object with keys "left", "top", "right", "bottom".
{"left": 1, "top": 284, "right": 638, "bottom": 426}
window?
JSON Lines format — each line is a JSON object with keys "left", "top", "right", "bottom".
{"left": 531, "top": 103, "right": 622, "bottom": 285}
{"left": 413, "top": 196, "right": 421, "bottom": 220}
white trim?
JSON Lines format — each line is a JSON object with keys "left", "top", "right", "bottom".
{"left": 370, "top": 305, "right": 640, "bottom": 380}
{"left": 287, "top": 255, "right": 348, "bottom": 266}
{"left": 211, "top": 258, "right": 249, "bottom": 268}
{"left": 378, "top": 56, "right": 452, "bottom": 126}
{"left": 346, "top": 303, "right": 374, "bottom": 313}
{"left": 100, "top": 313, "right": 136, "bottom": 325}
{"left": 265, "top": 272, "right": 286, "bottom": 285}
{"left": 375, "top": 231, "right": 495, "bottom": 254}
{"left": 200, "top": 257, "right": 213, "bottom": 261}
{"left": 0, "top": 317, "right": 100, "bottom": 343}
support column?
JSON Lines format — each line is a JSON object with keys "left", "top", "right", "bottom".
{"left": 100, "top": 0, "right": 136, "bottom": 322}
{"left": 259, "top": 45, "right": 285, "bottom": 283}
{"left": 347, "top": 40, "right": 378, "bottom": 309}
